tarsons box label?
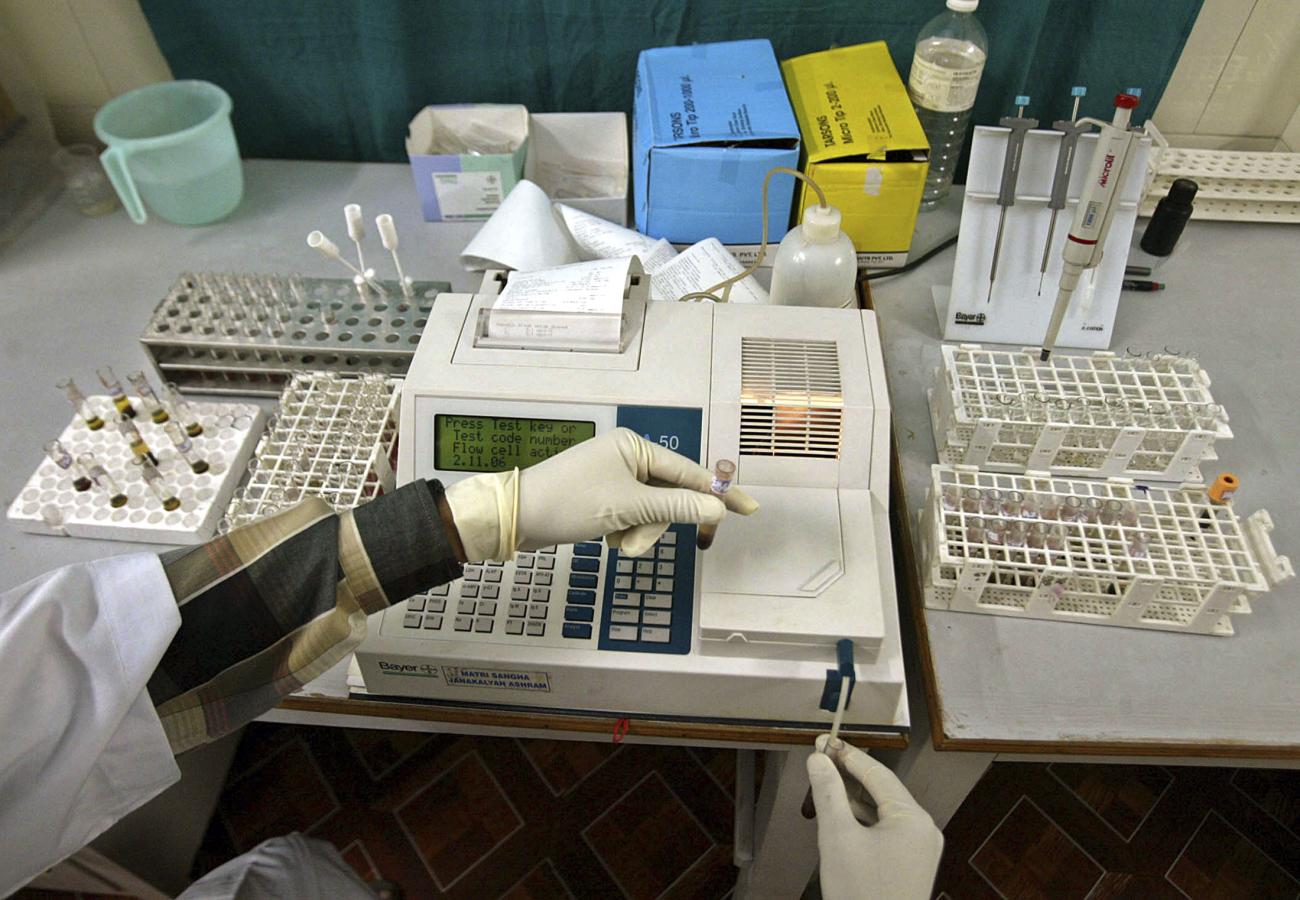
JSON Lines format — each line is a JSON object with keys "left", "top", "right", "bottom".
{"left": 441, "top": 667, "right": 552, "bottom": 692}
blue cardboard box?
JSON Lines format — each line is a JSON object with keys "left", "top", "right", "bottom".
{"left": 634, "top": 40, "right": 800, "bottom": 244}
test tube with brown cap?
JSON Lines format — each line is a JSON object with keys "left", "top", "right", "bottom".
{"left": 695, "top": 459, "right": 736, "bottom": 550}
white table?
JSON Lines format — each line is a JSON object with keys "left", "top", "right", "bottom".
{"left": 868, "top": 191, "right": 1300, "bottom": 823}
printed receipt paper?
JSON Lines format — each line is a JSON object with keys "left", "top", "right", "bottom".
{"left": 460, "top": 179, "right": 767, "bottom": 304}
{"left": 487, "top": 257, "right": 637, "bottom": 347}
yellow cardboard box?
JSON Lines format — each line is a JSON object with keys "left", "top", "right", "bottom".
{"left": 781, "top": 42, "right": 929, "bottom": 265}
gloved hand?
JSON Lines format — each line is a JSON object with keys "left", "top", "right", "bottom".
{"left": 806, "top": 735, "right": 944, "bottom": 900}
{"left": 444, "top": 428, "right": 758, "bottom": 561}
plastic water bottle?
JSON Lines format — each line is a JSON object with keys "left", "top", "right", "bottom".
{"left": 769, "top": 203, "right": 857, "bottom": 308}
{"left": 908, "top": 0, "right": 988, "bottom": 205}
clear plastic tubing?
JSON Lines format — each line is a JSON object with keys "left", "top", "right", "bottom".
{"left": 908, "top": 0, "right": 988, "bottom": 205}
{"left": 695, "top": 459, "right": 736, "bottom": 551}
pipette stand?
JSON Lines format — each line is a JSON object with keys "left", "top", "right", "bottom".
{"left": 937, "top": 125, "right": 1150, "bottom": 349}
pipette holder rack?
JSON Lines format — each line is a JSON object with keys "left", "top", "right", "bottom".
{"left": 224, "top": 372, "right": 401, "bottom": 529}
{"left": 7, "top": 396, "right": 264, "bottom": 544}
{"left": 140, "top": 272, "right": 450, "bottom": 397}
{"left": 919, "top": 465, "right": 1293, "bottom": 636}
{"left": 938, "top": 125, "right": 1150, "bottom": 349}
{"left": 930, "top": 344, "right": 1231, "bottom": 483}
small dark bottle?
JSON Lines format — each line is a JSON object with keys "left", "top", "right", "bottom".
{"left": 1140, "top": 178, "right": 1197, "bottom": 256}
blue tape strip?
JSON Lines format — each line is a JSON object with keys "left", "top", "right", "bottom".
{"left": 817, "top": 638, "right": 856, "bottom": 712}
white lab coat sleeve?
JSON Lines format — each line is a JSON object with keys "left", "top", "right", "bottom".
{"left": 0, "top": 553, "right": 183, "bottom": 896}
{"left": 177, "top": 833, "right": 375, "bottom": 899}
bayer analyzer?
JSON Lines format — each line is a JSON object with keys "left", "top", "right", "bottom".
{"left": 908, "top": 0, "right": 988, "bottom": 205}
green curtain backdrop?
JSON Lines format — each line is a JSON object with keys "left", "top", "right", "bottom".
{"left": 140, "top": 0, "right": 1202, "bottom": 179}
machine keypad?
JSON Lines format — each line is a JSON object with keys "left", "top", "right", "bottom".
{"left": 395, "top": 538, "right": 614, "bottom": 647}
{"left": 597, "top": 525, "right": 692, "bottom": 654}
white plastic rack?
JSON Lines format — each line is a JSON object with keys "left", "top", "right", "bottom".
{"left": 7, "top": 396, "right": 263, "bottom": 544}
{"left": 1141, "top": 123, "right": 1300, "bottom": 224}
{"left": 140, "top": 272, "right": 449, "bottom": 396}
{"left": 931, "top": 344, "right": 1231, "bottom": 482}
{"left": 224, "top": 372, "right": 400, "bottom": 529}
{"left": 919, "top": 465, "right": 1293, "bottom": 636}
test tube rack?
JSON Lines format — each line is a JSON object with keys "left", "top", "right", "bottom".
{"left": 919, "top": 465, "right": 1292, "bottom": 636}
{"left": 223, "top": 372, "right": 400, "bottom": 529}
{"left": 1141, "top": 122, "right": 1300, "bottom": 224}
{"left": 139, "top": 272, "right": 450, "bottom": 397}
{"left": 7, "top": 396, "right": 264, "bottom": 545}
{"left": 930, "top": 344, "right": 1231, "bottom": 482}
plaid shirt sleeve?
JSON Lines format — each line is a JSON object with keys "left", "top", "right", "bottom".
{"left": 148, "top": 479, "right": 462, "bottom": 754}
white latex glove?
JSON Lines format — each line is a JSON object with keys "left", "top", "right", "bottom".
{"left": 444, "top": 427, "right": 758, "bottom": 560}
{"left": 806, "top": 735, "right": 944, "bottom": 900}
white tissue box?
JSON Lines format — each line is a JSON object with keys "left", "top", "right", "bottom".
{"left": 525, "top": 112, "right": 629, "bottom": 226}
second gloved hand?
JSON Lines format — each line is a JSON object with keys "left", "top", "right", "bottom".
{"left": 806, "top": 736, "right": 944, "bottom": 900}
{"left": 444, "top": 428, "right": 758, "bottom": 560}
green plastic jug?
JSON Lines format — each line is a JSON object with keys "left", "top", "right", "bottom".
{"left": 94, "top": 81, "right": 243, "bottom": 225}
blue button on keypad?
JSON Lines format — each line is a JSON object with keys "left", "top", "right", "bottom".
{"left": 564, "top": 606, "right": 594, "bottom": 622}
{"left": 573, "top": 542, "right": 603, "bottom": 557}
{"left": 571, "top": 557, "right": 600, "bottom": 573}
{"left": 567, "top": 589, "right": 597, "bottom": 605}
{"left": 569, "top": 573, "right": 598, "bottom": 588}
{"left": 562, "top": 623, "right": 593, "bottom": 639}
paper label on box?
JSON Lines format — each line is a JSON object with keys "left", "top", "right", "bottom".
{"left": 907, "top": 53, "right": 984, "bottom": 113}
{"left": 431, "top": 170, "right": 504, "bottom": 220}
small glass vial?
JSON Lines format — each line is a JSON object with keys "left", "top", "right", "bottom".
{"left": 80, "top": 452, "right": 127, "bottom": 508}
{"left": 1060, "top": 496, "right": 1083, "bottom": 523}
{"left": 127, "top": 371, "right": 170, "bottom": 424}
{"left": 1045, "top": 524, "right": 1066, "bottom": 553}
{"left": 961, "top": 487, "right": 982, "bottom": 514}
{"left": 163, "top": 383, "right": 204, "bottom": 436}
{"left": 1100, "top": 499, "right": 1124, "bottom": 526}
{"left": 45, "top": 439, "right": 92, "bottom": 491}
{"left": 980, "top": 488, "right": 1003, "bottom": 517}
{"left": 965, "top": 515, "right": 984, "bottom": 546}
{"left": 137, "top": 459, "right": 181, "bottom": 511}
{"left": 1037, "top": 494, "right": 1060, "bottom": 521}
{"left": 97, "top": 366, "right": 137, "bottom": 418}
{"left": 1001, "top": 490, "right": 1024, "bottom": 518}
{"left": 1026, "top": 522, "right": 1047, "bottom": 549}
{"left": 1006, "top": 521, "right": 1027, "bottom": 548}
{"left": 941, "top": 484, "right": 960, "bottom": 511}
{"left": 1081, "top": 497, "right": 1103, "bottom": 524}
{"left": 1020, "top": 494, "right": 1040, "bottom": 519}
{"left": 695, "top": 459, "right": 736, "bottom": 551}
{"left": 1128, "top": 531, "right": 1151, "bottom": 559}
{"left": 985, "top": 518, "right": 1005, "bottom": 546}
{"left": 57, "top": 377, "right": 104, "bottom": 430}
{"left": 117, "top": 418, "right": 159, "bottom": 466}
{"left": 163, "top": 421, "right": 210, "bottom": 474}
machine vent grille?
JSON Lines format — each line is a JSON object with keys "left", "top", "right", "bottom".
{"left": 739, "top": 337, "right": 843, "bottom": 458}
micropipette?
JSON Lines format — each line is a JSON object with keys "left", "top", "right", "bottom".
{"left": 986, "top": 96, "right": 1038, "bottom": 304}
{"left": 1037, "top": 87, "right": 1090, "bottom": 295}
{"left": 1040, "top": 93, "right": 1141, "bottom": 360}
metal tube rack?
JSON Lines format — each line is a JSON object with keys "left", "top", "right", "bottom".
{"left": 919, "top": 465, "right": 1292, "bottom": 636}
{"left": 140, "top": 272, "right": 450, "bottom": 396}
{"left": 931, "top": 344, "right": 1231, "bottom": 482}
{"left": 7, "top": 396, "right": 264, "bottom": 544}
{"left": 223, "top": 372, "right": 401, "bottom": 529}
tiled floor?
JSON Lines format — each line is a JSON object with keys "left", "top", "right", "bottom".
{"left": 189, "top": 723, "right": 739, "bottom": 899}
{"left": 934, "top": 762, "right": 1300, "bottom": 899}
{"left": 16, "top": 726, "right": 1300, "bottom": 899}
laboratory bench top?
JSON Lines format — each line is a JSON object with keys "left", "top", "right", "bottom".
{"left": 0, "top": 159, "right": 906, "bottom": 752}
{"left": 869, "top": 193, "right": 1300, "bottom": 759}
